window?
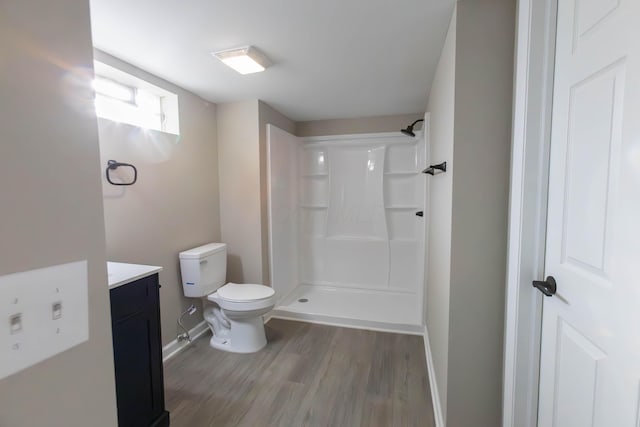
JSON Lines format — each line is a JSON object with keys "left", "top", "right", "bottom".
{"left": 93, "top": 61, "right": 179, "bottom": 135}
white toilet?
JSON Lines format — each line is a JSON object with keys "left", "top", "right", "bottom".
{"left": 179, "top": 243, "right": 275, "bottom": 353}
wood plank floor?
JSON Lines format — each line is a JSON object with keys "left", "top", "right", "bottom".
{"left": 164, "top": 319, "right": 435, "bottom": 427}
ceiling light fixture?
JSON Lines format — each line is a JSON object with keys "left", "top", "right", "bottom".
{"left": 212, "top": 46, "right": 271, "bottom": 75}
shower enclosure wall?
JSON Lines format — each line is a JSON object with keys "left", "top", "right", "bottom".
{"left": 267, "top": 124, "right": 427, "bottom": 333}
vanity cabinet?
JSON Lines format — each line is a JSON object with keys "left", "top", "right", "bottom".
{"left": 110, "top": 273, "right": 170, "bottom": 427}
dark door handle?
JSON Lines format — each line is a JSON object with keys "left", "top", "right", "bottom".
{"left": 415, "top": 211, "right": 424, "bottom": 217}
{"left": 533, "top": 276, "right": 557, "bottom": 297}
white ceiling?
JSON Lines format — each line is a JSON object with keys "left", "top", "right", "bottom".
{"left": 89, "top": 0, "right": 455, "bottom": 122}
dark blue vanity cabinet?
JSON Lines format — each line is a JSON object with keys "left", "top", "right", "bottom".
{"left": 110, "top": 273, "right": 170, "bottom": 427}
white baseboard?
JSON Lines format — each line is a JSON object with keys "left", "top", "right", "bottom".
{"left": 269, "top": 309, "right": 423, "bottom": 335}
{"left": 423, "top": 325, "right": 445, "bottom": 427}
{"left": 162, "top": 321, "right": 210, "bottom": 362}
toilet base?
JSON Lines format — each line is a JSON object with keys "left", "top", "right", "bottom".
{"left": 208, "top": 315, "right": 268, "bottom": 354}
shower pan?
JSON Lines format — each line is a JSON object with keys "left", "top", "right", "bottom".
{"left": 267, "top": 123, "right": 427, "bottom": 333}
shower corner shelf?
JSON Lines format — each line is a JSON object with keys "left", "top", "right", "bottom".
{"left": 385, "top": 205, "right": 421, "bottom": 210}
{"left": 384, "top": 171, "right": 419, "bottom": 175}
{"left": 303, "top": 233, "right": 326, "bottom": 239}
{"left": 300, "top": 205, "right": 328, "bottom": 209}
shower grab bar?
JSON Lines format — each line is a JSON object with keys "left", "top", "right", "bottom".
{"left": 422, "top": 162, "right": 447, "bottom": 176}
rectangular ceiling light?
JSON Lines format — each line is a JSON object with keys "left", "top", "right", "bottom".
{"left": 212, "top": 46, "right": 270, "bottom": 75}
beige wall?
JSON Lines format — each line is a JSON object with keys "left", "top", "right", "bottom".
{"left": 424, "top": 1, "right": 515, "bottom": 425}
{"left": 217, "top": 101, "right": 262, "bottom": 284}
{"left": 258, "top": 101, "right": 296, "bottom": 284}
{"left": 0, "top": 1, "right": 118, "bottom": 425}
{"left": 296, "top": 113, "right": 423, "bottom": 137}
{"left": 95, "top": 51, "right": 220, "bottom": 346}
{"left": 217, "top": 100, "right": 295, "bottom": 287}
{"left": 425, "top": 7, "right": 456, "bottom": 419}
{"left": 446, "top": 0, "right": 515, "bottom": 425}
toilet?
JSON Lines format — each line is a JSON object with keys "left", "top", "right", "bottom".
{"left": 179, "top": 243, "right": 275, "bottom": 353}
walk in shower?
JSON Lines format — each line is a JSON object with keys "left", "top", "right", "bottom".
{"left": 267, "top": 124, "right": 427, "bottom": 333}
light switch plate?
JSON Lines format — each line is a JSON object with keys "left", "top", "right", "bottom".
{"left": 0, "top": 260, "right": 88, "bottom": 380}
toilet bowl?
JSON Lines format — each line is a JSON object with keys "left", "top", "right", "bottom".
{"left": 179, "top": 243, "right": 276, "bottom": 354}
{"left": 204, "top": 283, "right": 275, "bottom": 353}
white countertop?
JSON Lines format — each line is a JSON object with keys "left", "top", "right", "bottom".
{"left": 107, "top": 262, "right": 163, "bottom": 290}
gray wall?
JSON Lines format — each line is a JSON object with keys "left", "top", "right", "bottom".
{"left": 447, "top": 0, "right": 515, "bottom": 425}
{"left": 95, "top": 51, "right": 220, "bottom": 346}
{"left": 258, "top": 101, "right": 296, "bottom": 284}
{"left": 0, "top": 1, "right": 118, "bottom": 425}
{"left": 425, "top": 7, "right": 456, "bottom": 419}
{"left": 424, "top": 1, "right": 515, "bottom": 425}
{"left": 217, "top": 101, "right": 263, "bottom": 284}
{"left": 296, "top": 113, "right": 423, "bottom": 137}
{"left": 217, "top": 100, "right": 295, "bottom": 287}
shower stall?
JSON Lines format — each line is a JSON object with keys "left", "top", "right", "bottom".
{"left": 267, "top": 123, "right": 427, "bottom": 333}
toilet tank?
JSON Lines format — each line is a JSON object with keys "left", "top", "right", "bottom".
{"left": 179, "top": 243, "right": 227, "bottom": 298}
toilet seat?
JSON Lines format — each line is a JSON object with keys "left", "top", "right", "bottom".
{"left": 207, "top": 283, "right": 276, "bottom": 312}
{"left": 217, "top": 283, "right": 275, "bottom": 302}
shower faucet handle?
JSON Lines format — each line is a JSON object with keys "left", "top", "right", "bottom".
{"left": 422, "top": 162, "right": 447, "bottom": 175}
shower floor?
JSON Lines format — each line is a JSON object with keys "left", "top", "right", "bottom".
{"left": 272, "top": 284, "right": 423, "bottom": 334}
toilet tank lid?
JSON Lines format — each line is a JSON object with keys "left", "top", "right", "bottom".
{"left": 179, "top": 243, "right": 226, "bottom": 260}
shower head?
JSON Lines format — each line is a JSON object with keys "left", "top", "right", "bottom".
{"left": 400, "top": 119, "right": 424, "bottom": 137}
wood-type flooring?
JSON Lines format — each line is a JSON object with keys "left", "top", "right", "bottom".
{"left": 164, "top": 318, "right": 435, "bottom": 427}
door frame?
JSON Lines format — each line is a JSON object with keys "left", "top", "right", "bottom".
{"left": 502, "top": 0, "right": 558, "bottom": 426}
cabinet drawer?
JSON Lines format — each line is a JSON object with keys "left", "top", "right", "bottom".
{"left": 110, "top": 274, "right": 158, "bottom": 322}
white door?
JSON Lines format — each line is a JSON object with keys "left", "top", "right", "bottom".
{"left": 538, "top": 0, "right": 640, "bottom": 425}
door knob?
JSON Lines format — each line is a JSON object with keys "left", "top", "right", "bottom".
{"left": 533, "top": 276, "right": 557, "bottom": 297}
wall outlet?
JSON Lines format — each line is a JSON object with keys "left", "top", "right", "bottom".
{"left": 0, "top": 261, "right": 89, "bottom": 380}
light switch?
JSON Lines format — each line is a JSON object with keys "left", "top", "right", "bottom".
{"left": 0, "top": 260, "right": 88, "bottom": 380}
{"left": 52, "top": 302, "right": 62, "bottom": 320}
{"left": 9, "top": 314, "right": 22, "bottom": 335}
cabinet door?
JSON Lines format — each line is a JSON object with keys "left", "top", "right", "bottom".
{"left": 111, "top": 275, "right": 166, "bottom": 427}
{"left": 112, "top": 314, "right": 155, "bottom": 427}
